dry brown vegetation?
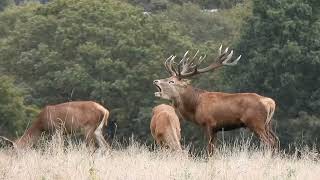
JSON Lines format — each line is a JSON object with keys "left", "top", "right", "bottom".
{"left": 0, "top": 135, "right": 319, "bottom": 180}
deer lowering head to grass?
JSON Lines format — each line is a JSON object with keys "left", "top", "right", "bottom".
{"left": 0, "top": 101, "right": 111, "bottom": 149}
{"left": 153, "top": 46, "right": 279, "bottom": 154}
{"left": 150, "top": 104, "right": 182, "bottom": 151}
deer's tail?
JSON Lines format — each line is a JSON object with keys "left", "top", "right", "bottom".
{"left": 259, "top": 98, "right": 275, "bottom": 130}
{"left": 261, "top": 98, "right": 279, "bottom": 148}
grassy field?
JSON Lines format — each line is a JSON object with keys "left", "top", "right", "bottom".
{"left": 0, "top": 136, "right": 319, "bottom": 180}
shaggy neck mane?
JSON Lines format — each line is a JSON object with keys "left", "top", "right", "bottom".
{"left": 172, "top": 85, "right": 204, "bottom": 121}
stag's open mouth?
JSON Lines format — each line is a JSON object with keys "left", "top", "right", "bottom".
{"left": 153, "top": 83, "right": 162, "bottom": 97}
{"left": 154, "top": 84, "right": 161, "bottom": 92}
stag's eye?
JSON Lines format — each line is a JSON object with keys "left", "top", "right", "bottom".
{"left": 168, "top": 80, "right": 175, "bottom": 84}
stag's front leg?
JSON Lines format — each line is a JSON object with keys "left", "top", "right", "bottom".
{"left": 205, "top": 126, "right": 216, "bottom": 156}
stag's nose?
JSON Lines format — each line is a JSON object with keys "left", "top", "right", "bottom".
{"left": 153, "top": 80, "right": 159, "bottom": 84}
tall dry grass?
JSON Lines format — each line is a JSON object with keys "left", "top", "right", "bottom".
{"left": 0, "top": 135, "right": 319, "bottom": 180}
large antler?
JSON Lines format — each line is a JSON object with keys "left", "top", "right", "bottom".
{"left": 165, "top": 45, "right": 241, "bottom": 79}
{"left": 164, "top": 55, "right": 177, "bottom": 76}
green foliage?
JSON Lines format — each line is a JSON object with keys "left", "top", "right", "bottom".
{"left": 0, "top": 0, "right": 13, "bottom": 11}
{"left": 159, "top": 4, "right": 234, "bottom": 44}
{"left": 212, "top": 0, "right": 244, "bottom": 9}
{"left": 157, "top": 2, "right": 251, "bottom": 91}
{"left": 231, "top": 0, "right": 320, "bottom": 114}
{"left": 284, "top": 111, "right": 320, "bottom": 145}
{"left": 227, "top": 0, "right": 320, "bottom": 147}
{"left": 127, "top": 0, "right": 244, "bottom": 10}
{"left": 0, "top": 76, "right": 38, "bottom": 137}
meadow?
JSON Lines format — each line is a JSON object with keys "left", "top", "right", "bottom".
{"left": 0, "top": 135, "right": 319, "bottom": 180}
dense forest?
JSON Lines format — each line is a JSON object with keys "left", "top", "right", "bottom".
{"left": 0, "top": 0, "right": 319, "bottom": 150}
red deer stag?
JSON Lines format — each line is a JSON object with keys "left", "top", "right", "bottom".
{"left": 153, "top": 46, "right": 279, "bottom": 154}
{"left": 150, "top": 104, "right": 182, "bottom": 151}
{"left": 0, "top": 101, "right": 110, "bottom": 149}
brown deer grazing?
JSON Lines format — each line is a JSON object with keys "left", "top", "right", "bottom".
{"left": 153, "top": 46, "right": 279, "bottom": 154}
{"left": 150, "top": 104, "right": 182, "bottom": 151}
{"left": 0, "top": 101, "right": 110, "bottom": 149}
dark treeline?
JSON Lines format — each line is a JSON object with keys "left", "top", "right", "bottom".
{"left": 0, "top": 0, "right": 319, "bottom": 150}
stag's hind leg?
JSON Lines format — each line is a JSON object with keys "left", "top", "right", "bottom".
{"left": 84, "top": 126, "right": 96, "bottom": 147}
{"left": 256, "top": 128, "right": 271, "bottom": 147}
{"left": 94, "top": 120, "right": 109, "bottom": 149}
{"left": 266, "top": 125, "right": 280, "bottom": 149}
{"left": 244, "top": 117, "right": 274, "bottom": 148}
{"left": 249, "top": 124, "right": 274, "bottom": 148}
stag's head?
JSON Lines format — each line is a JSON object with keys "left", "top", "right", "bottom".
{"left": 153, "top": 45, "right": 241, "bottom": 100}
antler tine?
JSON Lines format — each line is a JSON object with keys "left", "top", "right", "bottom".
{"left": 177, "top": 45, "right": 241, "bottom": 78}
{"left": 188, "top": 50, "right": 199, "bottom": 67}
{"left": 223, "top": 55, "right": 241, "bottom": 66}
{"left": 164, "top": 56, "right": 170, "bottom": 72}
{"left": 222, "top": 50, "right": 241, "bottom": 66}
{"left": 164, "top": 55, "right": 178, "bottom": 76}
{"left": 183, "top": 50, "right": 189, "bottom": 60}
{"left": 163, "top": 45, "right": 240, "bottom": 79}
{"left": 192, "top": 50, "right": 200, "bottom": 61}
{"left": 190, "top": 54, "right": 206, "bottom": 71}
{"left": 223, "top": 50, "right": 233, "bottom": 64}
{"left": 165, "top": 55, "right": 173, "bottom": 67}
{"left": 193, "top": 54, "right": 207, "bottom": 71}
{"left": 197, "top": 46, "right": 241, "bottom": 71}
{"left": 197, "top": 54, "right": 206, "bottom": 65}
{"left": 180, "top": 50, "right": 189, "bottom": 66}
{"left": 164, "top": 55, "right": 175, "bottom": 75}
{"left": 181, "top": 50, "right": 201, "bottom": 74}
{"left": 223, "top": 47, "right": 229, "bottom": 54}
{"left": 215, "top": 46, "right": 231, "bottom": 64}
{"left": 169, "top": 55, "right": 179, "bottom": 76}
{"left": 180, "top": 51, "right": 190, "bottom": 74}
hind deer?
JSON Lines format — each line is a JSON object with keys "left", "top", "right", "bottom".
{"left": 153, "top": 46, "right": 279, "bottom": 154}
{"left": 1, "top": 101, "right": 111, "bottom": 149}
{"left": 150, "top": 104, "right": 182, "bottom": 151}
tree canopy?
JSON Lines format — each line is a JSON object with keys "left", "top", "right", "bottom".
{"left": 228, "top": 0, "right": 320, "bottom": 146}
